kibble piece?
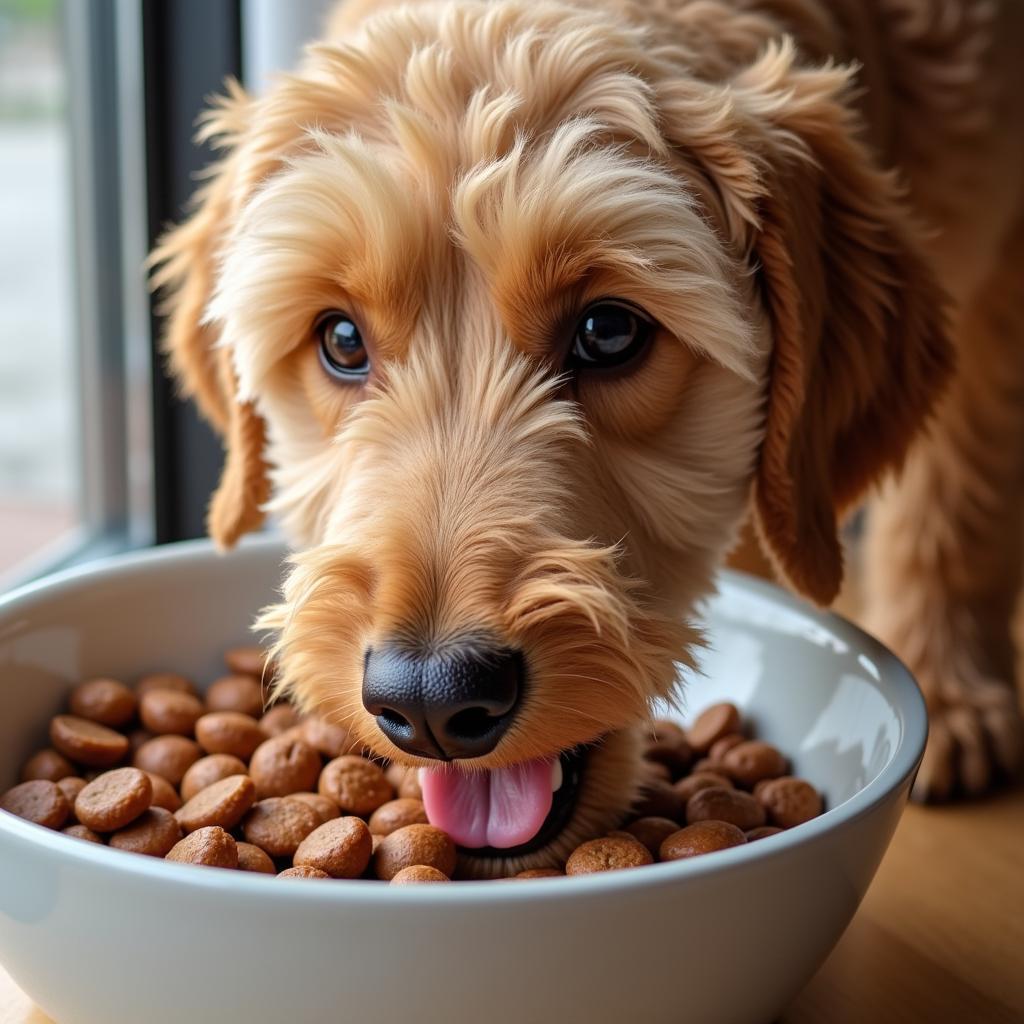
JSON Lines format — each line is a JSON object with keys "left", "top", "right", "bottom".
{"left": 660, "top": 821, "right": 747, "bottom": 861}
{"left": 249, "top": 735, "right": 321, "bottom": 799}
{"left": 56, "top": 776, "right": 87, "bottom": 813}
{"left": 136, "top": 673, "right": 196, "bottom": 697}
{"left": 236, "top": 842, "right": 276, "bottom": 874}
{"left": 624, "top": 817, "right": 680, "bottom": 858}
{"left": 109, "top": 807, "right": 182, "bottom": 857}
{"left": 20, "top": 748, "right": 76, "bottom": 783}
{"left": 129, "top": 729, "right": 154, "bottom": 755}
{"left": 756, "top": 777, "right": 823, "bottom": 829}
{"left": 180, "top": 754, "right": 249, "bottom": 802}
{"left": 708, "top": 733, "right": 746, "bottom": 762}
{"left": 301, "top": 718, "right": 355, "bottom": 759}
{"left": 133, "top": 735, "right": 202, "bottom": 786}
{"left": 242, "top": 797, "right": 321, "bottom": 858}
{"left": 166, "top": 825, "right": 238, "bottom": 868}
{"left": 69, "top": 678, "right": 136, "bottom": 728}
{"left": 397, "top": 768, "right": 423, "bottom": 801}
{"left": 390, "top": 865, "right": 450, "bottom": 884}
{"left": 294, "top": 816, "right": 373, "bottom": 879}
{"left": 145, "top": 772, "right": 183, "bottom": 812}
{"left": 49, "top": 715, "right": 129, "bottom": 768}
{"left": 368, "top": 798, "right": 429, "bottom": 836}
{"left": 260, "top": 704, "right": 301, "bottom": 736}
{"left": 206, "top": 674, "right": 265, "bottom": 718}
{"left": 286, "top": 791, "right": 339, "bottom": 824}
{"left": 278, "top": 865, "right": 329, "bottom": 879}
{"left": 139, "top": 689, "right": 204, "bottom": 737}
{"left": 319, "top": 756, "right": 393, "bottom": 816}
{"left": 686, "top": 702, "right": 741, "bottom": 753}
{"left": 175, "top": 775, "right": 255, "bottom": 834}
{"left": 686, "top": 786, "right": 766, "bottom": 831}
{"left": 674, "top": 771, "right": 734, "bottom": 804}
{"left": 632, "top": 779, "right": 685, "bottom": 823}
{"left": 0, "top": 779, "right": 70, "bottom": 829}
{"left": 373, "top": 823, "right": 457, "bottom": 881}
{"left": 746, "top": 826, "right": 784, "bottom": 842}
{"left": 195, "top": 711, "right": 266, "bottom": 760}
{"left": 62, "top": 823, "right": 103, "bottom": 843}
{"left": 514, "top": 868, "right": 563, "bottom": 879}
{"left": 74, "top": 767, "right": 152, "bottom": 832}
{"left": 224, "top": 645, "right": 270, "bottom": 678}
{"left": 644, "top": 720, "right": 693, "bottom": 777}
{"left": 721, "top": 741, "right": 788, "bottom": 787}
{"left": 566, "top": 836, "right": 654, "bottom": 875}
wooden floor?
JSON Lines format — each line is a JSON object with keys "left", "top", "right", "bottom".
{"left": 3, "top": 786, "right": 1022, "bottom": 1023}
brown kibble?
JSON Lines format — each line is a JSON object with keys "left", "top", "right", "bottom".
{"left": 206, "top": 675, "right": 265, "bottom": 718}
{"left": 242, "top": 797, "right": 321, "bottom": 858}
{"left": 180, "top": 754, "right": 249, "bottom": 802}
{"left": 660, "top": 820, "right": 747, "bottom": 861}
{"left": 56, "top": 776, "right": 87, "bottom": 813}
{"left": 278, "top": 865, "right": 329, "bottom": 879}
{"left": 195, "top": 711, "right": 266, "bottom": 760}
{"left": 319, "top": 755, "right": 393, "bottom": 816}
{"left": 721, "top": 741, "right": 788, "bottom": 787}
{"left": 708, "top": 733, "right": 746, "bottom": 762}
{"left": 373, "top": 823, "right": 457, "bottom": 881}
{"left": 129, "top": 729, "right": 154, "bottom": 755}
{"left": 644, "top": 720, "right": 693, "bottom": 777}
{"left": 145, "top": 772, "right": 182, "bottom": 812}
{"left": 136, "top": 673, "right": 196, "bottom": 697}
{"left": 514, "top": 868, "right": 563, "bottom": 879}
{"left": 294, "top": 816, "right": 373, "bottom": 879}
{"left": 74, "top": 767, "right": 152, "bottom": 832}
{"left": 249, "top": 735, "right": 321, "bottom": 799}
{"left": 686, "top": 786, "right": 766, "bottom": 831}
{"left": 62, "top": 823, "right": 103, "bottom": 843}
{"left": 301, "top": 718, "right": 356, "bottom": 759}
{"left": 1, "top": 779, "right": 70, "bottom": 829}
{"left": 397, "top": 768, "right": 423, "bottom": 800}
{"left": 390, "top": 865, "right": 450, "bottom": 884}
{"left": 632, "top": 779, "right": 684, "bottom": 823}
{"left": 624, "top": 817, "right": 680, "bottom": 858}
{"left": 746, "top": 825, "right": 784, "bottom": 842}
{"left": 236, "top": 842, "right": 276, "bottom": 874}
{"left": 109, "top": 807, "right": 182, "bottom": 857}
{"left": 69, "top": 678, "right": 137, "bottom": 728}
{"left": 566, "top": 836, "right": 654, "bottom": 875}
{"left": 139, "top": 689, "right": 204, "bottom": 736}
{"left": 260, "top": 704, "right": 300, "bottom": 736}
{"left": 686, "top": 702, "right": 741, "bottom": 753}
{"left": 166, "top": 825, "right": 238, "bottom": 868}
{"left": 224, "top": 645, "right": 270, "bottom": 678}
{"left": 49, "top": 715, "right": 129, "bottom": 768}
{"left": 286, "top": 791, "right": 339, "bottom": 824}
{"left": 756, "top": 776, "right": 823, "bottom": 829}
{"left": 175, "top": 775, "right": 255, "bottom": 834}
{"left": 21, "top": 748, "right": 76, "bottom": 783}
{"left": 368, "top": 798, "right": 428, "bottom": 836}
{"left": 133, "top": 735, "right": 202, "bottom": 786}
{"left": 674, "top": 770, "right": 734, "bottom": 804}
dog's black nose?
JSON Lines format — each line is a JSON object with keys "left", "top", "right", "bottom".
{"left": 362, "top": 643, "right": 522, "bottom": 760}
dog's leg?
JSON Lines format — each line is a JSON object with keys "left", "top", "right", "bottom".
{"left": 863, "top": 217, "right": 1024, "bottom": 801}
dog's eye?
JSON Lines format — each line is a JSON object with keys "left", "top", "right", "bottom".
{"left": 570, "top": 302, "right": 653, "bottom": 369}
{"left": 316, "top": 312, "right": 370, "bottom": 381}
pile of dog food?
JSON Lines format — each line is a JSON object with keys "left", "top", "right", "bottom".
{"left": 0, "top": 648, "right": 822, "bottom": 882}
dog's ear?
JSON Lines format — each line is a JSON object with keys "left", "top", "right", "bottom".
{"left": 726, "top": 43, "right": 952, "bottom": 603}
{"left": 149, "top": 81, "right": 271, "bottom": 549}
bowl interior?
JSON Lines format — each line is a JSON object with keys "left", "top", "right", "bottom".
{"left": 0, "top": 537, "right": 917, "bottom": 819}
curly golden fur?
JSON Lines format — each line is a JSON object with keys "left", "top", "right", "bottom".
{"left": 152, "top": 0, "right": 1024, "bottom": 870}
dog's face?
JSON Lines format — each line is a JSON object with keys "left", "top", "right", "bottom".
{"left": 153, "top": 1, "right": 949, "bottom": 874}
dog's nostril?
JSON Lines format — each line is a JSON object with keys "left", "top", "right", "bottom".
{"left": 445, "top": 706, "right": 501, "bottom": 743}
{"left": 378, "top": 708, "right": 412, "bottom": 732}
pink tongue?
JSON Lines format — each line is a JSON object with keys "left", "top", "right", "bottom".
{"left": 420, "top": 758, "right": 555, "bottom": 849}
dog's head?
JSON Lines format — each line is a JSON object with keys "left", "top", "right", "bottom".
{"left": 152, "top": 1, "right": 950, "bottom": 875}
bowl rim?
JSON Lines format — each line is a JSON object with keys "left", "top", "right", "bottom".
{"left": 0, "top": 536, "right": 927, "bottom": 906}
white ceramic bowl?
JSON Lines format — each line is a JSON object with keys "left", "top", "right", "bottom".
{"left": 0, "top": 537, "right": 925, "bottom": 1024}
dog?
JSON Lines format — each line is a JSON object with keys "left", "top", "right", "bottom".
{"left": 151, "top": 0, "right": 1024, "bottom": 876}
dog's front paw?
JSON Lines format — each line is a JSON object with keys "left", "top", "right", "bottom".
{"left": 912, "top": 670, "right": 1024, "bottom": 802}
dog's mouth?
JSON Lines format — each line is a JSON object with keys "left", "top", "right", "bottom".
{"left": 419, "top": 746, "right": 587, "bottom": 858}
